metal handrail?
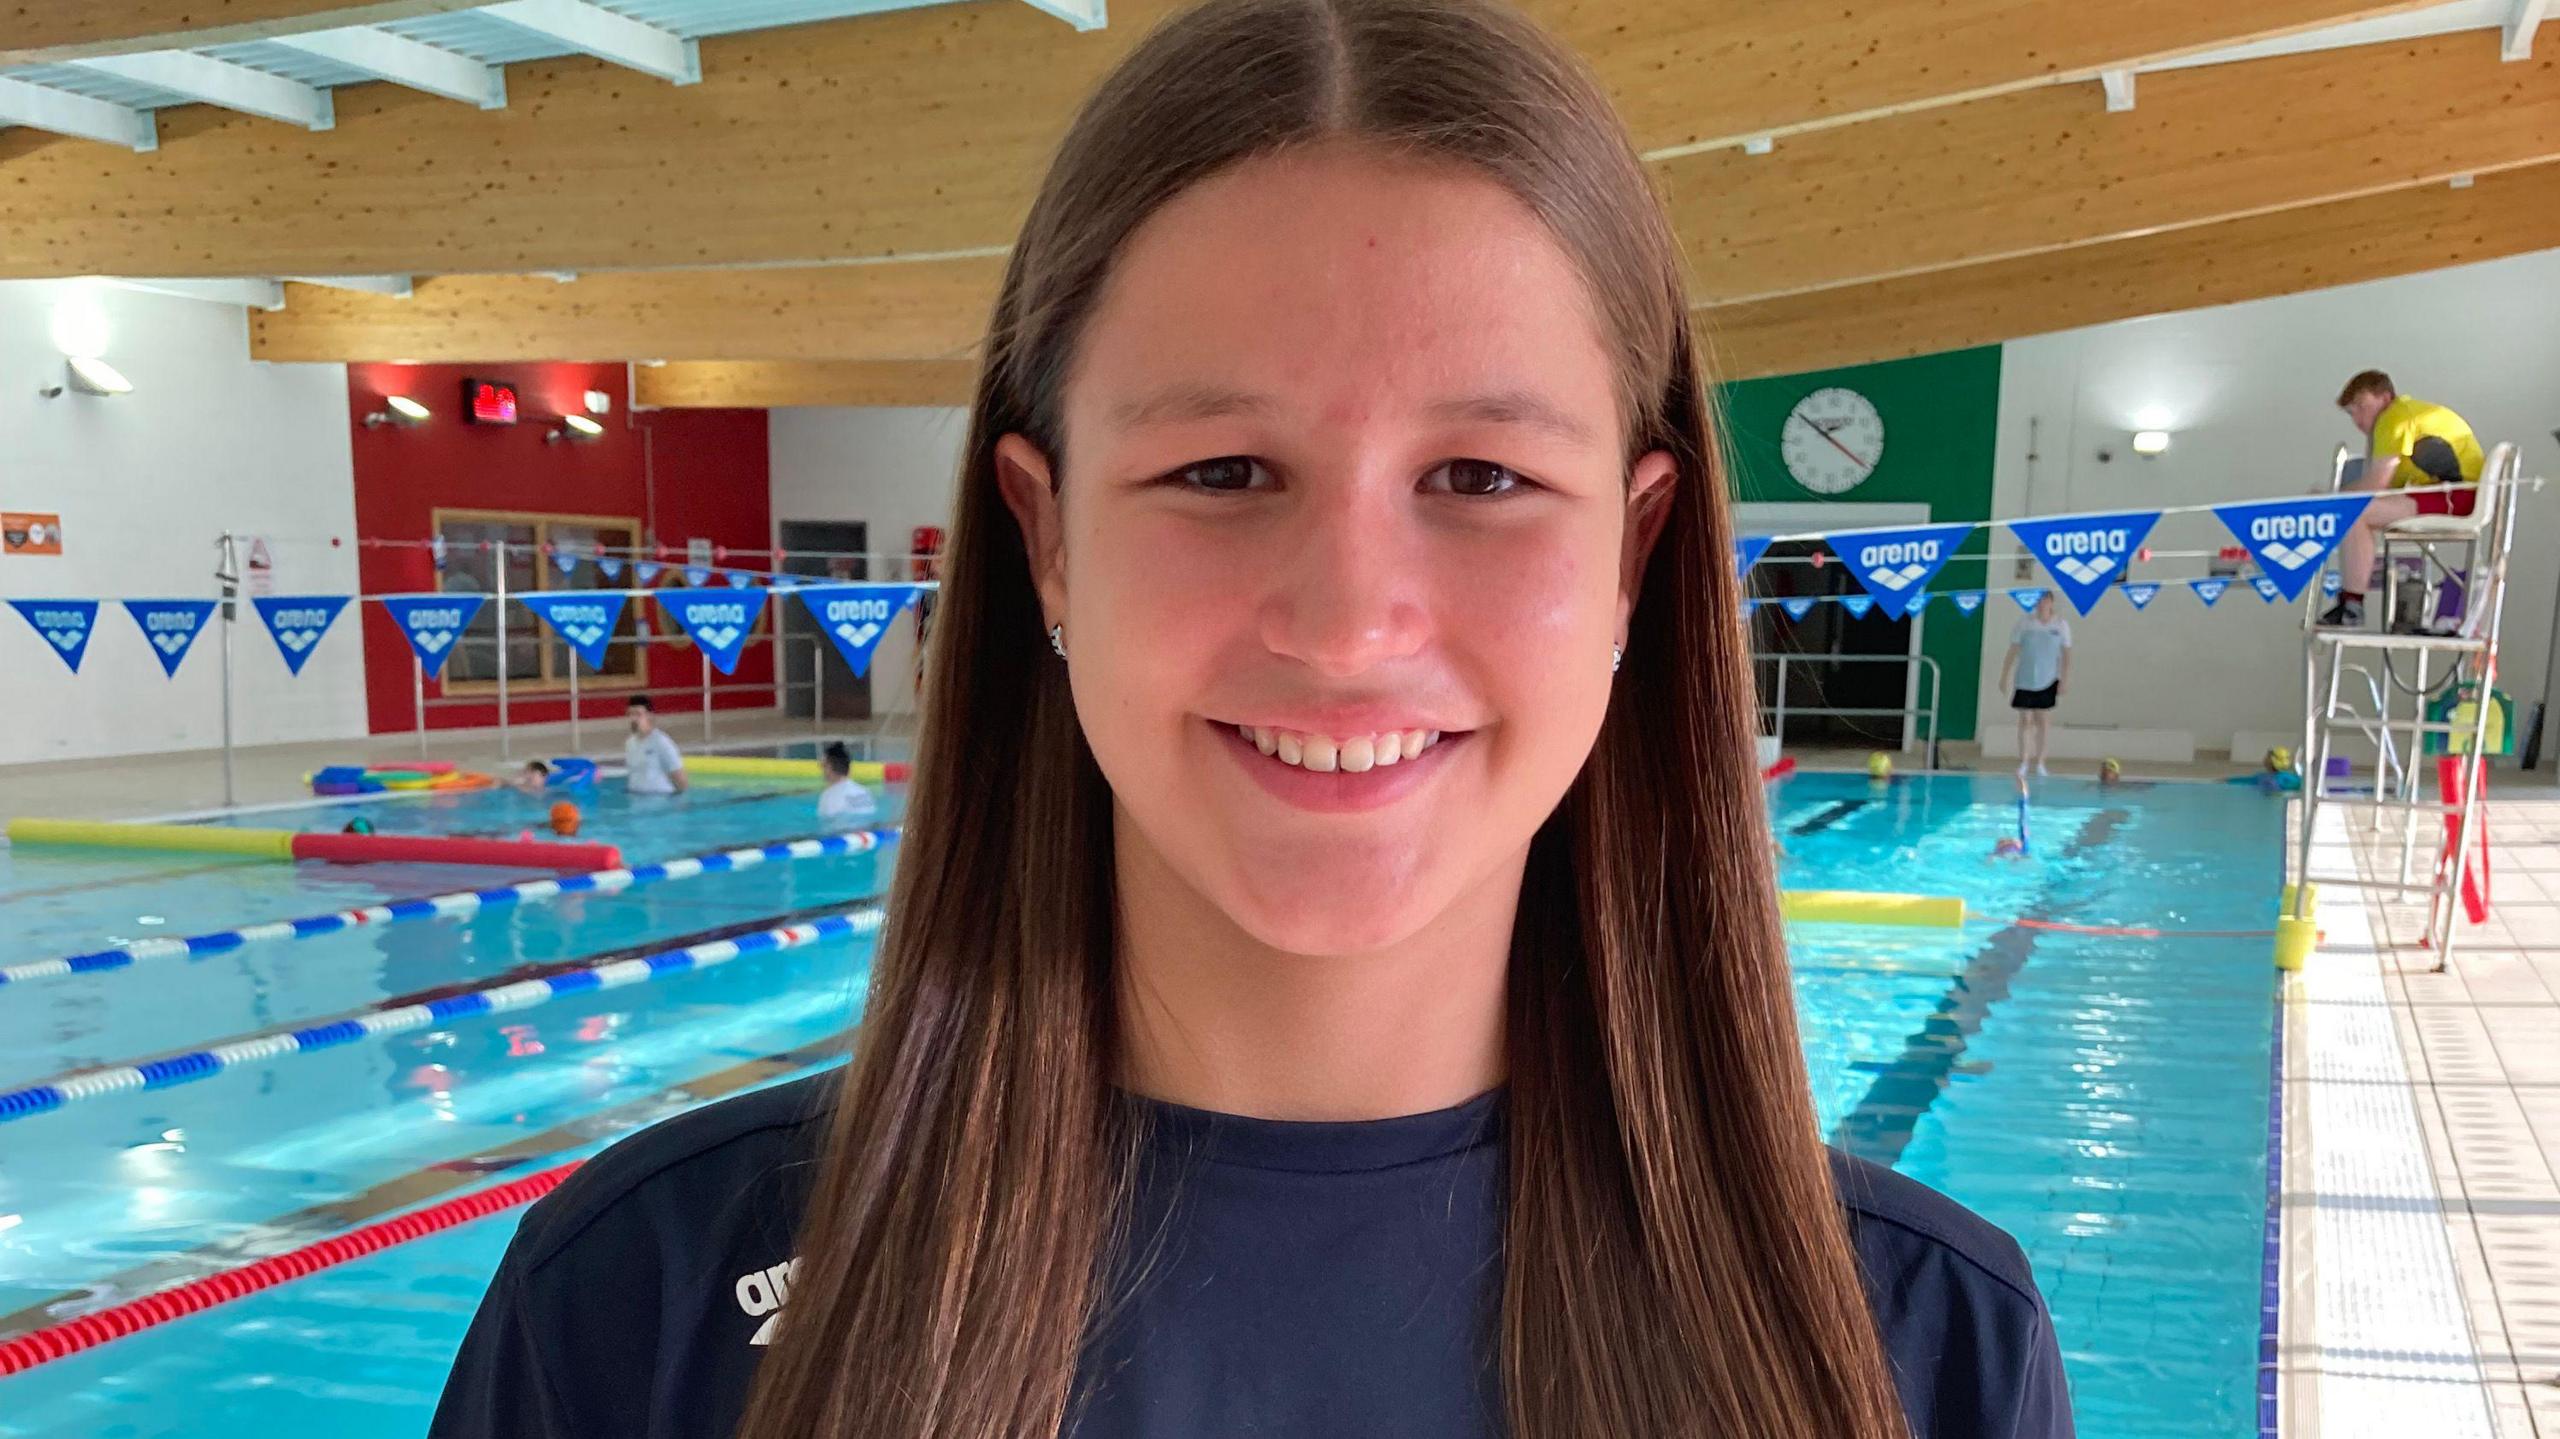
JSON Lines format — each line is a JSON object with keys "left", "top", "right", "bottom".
{"left": 1752, "top": 649, "right": 1943, "bottom": 769}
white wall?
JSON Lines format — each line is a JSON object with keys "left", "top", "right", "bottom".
{"left": 767, "top": 405, "right": 969, "bottom": 715}
{"left": 1983, "top": 247, "right": 2560, "bottom": 765}
{"left": 0, "top": 280, "right": 362, "bottom": 766}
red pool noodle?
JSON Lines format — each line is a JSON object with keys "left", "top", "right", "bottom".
{"left": 290, "top": 832, "right": 623, "bottom": 871}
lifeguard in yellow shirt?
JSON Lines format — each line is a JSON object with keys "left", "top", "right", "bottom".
{"left": 2324, "top": 369, "right": 2483, "bottom": 629}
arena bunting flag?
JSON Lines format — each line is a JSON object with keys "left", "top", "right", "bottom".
{"left": 378, "top": 594, "right": 486, "bottom": 679}
{"left": 683, "top": 564, "right": 712, "bottom": 587}
{"left": 1839, "top": 594, "right": 1876, "bottom": 620}
{"left": 2122, "top": 582, "right": 2161, "bottom": 611}
{"left": 2008, "top": 588, "right": 2046, "bottom": 614}
{"left": 636, "top": 561, "right": 662, "bottom": 585}
{"left": 122, "top": 599, "right": 217, "bottom": 677}
{"left": 1734, "top": 535, "right": 1774, "bottom": 580}
{"left": 796, "top": 584, "right": 921, "bottom": 677}
{"left": 2212, "top": 494, "right": 2370, "bottom": 602}
{"left": 658, "top": 588, "right": 763, "bottom": 675}
{"left": 2006, "top": 510, "right": 2161, "bottom": 616}
{"left": 725, "top": 570, "right": 756, "bottom": 589}
{"left": 1740, "top": 598, "right": 1761, "bottom": 620}
{"left": 2251, "top": 576, "right": 2285, "bottom": 603}
{"left": 2190, "top": 577, "right": 2232, "bottom": 607}
{"left": 9, "top": 599, "right": 99, "bottom": 674}
{"left": 1827, "top": 522, "right": 1970, "bottom": 620}
{"left": 1779, "top": 596, "right": 1818, "bottom": 621}
{"left": 1950, "top": 592, "right": 1985, "bottom": 616}
{"left": 2322, "top": 572, "right": 2342, "bottom": 597}
{"left": 552, "top": 547, "right": 581, "bottom": 577}
{"left": 252, "top": 595, "right": 350, "bottom": 676}
{"left": 519, "top": 590, "right": 630, "bottom": 671}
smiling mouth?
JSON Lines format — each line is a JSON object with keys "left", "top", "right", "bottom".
{"left": 1226, "top": 724, "right": 1448, "bottom": 774}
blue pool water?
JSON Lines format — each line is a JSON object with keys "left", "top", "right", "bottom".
{"left": 0, "top": 765, "right": 2280, "bottom": 1438}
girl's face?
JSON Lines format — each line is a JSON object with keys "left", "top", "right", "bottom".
{"left": 999, "top": 146, "right": 1674, "bottom": 956}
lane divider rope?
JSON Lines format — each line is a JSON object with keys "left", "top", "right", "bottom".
{"left": 0, "top": 903, "right": 884, "bottom": 1124}
{"left": 0, "top": 1161, "right": 581, "bottom": 1377}
{"left": 0, "top": 826, "right": 897, "bottom": 990}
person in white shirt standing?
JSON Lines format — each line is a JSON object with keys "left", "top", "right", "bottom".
{"left": 1997, "top": 593, "right": 2071, "bottom": 778}
{"left": 623, "top": 695, "right": 688, "bottom": 796}
{"left": 815, "top": 740, "right": 876, "bottom": 828}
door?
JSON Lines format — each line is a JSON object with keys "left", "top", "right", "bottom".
{"left": 777, "top": 520, "right": 871, "bottom": 721}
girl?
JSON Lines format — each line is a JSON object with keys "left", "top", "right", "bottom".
{"left": 432, "top": 0, "right": 2070, "bottom": 1435}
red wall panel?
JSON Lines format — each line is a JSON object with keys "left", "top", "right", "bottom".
{"left": 348, "top": 362, "right": 773, "bottom": 735}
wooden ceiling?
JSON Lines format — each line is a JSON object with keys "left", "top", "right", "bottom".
{"left": 8, "top": 0, "right": 2556, "bottom": 405}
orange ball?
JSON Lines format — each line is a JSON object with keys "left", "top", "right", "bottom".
{"left": 548, "top": 801, "right": 582, "bottom": 837}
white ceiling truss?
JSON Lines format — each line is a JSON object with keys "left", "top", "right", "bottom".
{"left": 0, "top": 0, "right": 1098, "bottom": 152}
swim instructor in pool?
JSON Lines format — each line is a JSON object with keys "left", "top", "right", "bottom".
{"left": 430, "top": 3, "right": 2071, "bottom": 1436}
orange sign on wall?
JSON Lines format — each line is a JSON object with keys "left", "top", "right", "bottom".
{"left": 2, "top": 512, "right": 63, "bottom": 556}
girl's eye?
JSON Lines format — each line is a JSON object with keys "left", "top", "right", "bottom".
{"left": 1174, "top": 457, "right": 1271, "bottom": 492}
{"left": 1425, "top": 459, "right": 1524, "bottom": 497}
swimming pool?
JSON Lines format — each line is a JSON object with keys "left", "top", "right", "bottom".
{"left": 0, "top": 763, "right": 2278, "bottom": 1438}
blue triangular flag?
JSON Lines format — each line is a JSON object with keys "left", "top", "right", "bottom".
{"left": 1906, "top": 592, "right": 1934, "bottom": 613}
{"left": 553, "top": 548, "right": 581, "bottom": 576}
{"left": 2006, "top": 511, "right": 2162, "bottom": 616}
{"left": 1827, "top": 523, "right": 1972, "bottom": 620}
{"left": 769, "top": 574, "right": 799, "bottom": 591}
{"left": 251, "top": 595, "right": 350, "bottom": 676}
{"left": 1950, "top": 592, "right": 1985, "bottom": 616}
{"left": 2122, "top": 582, "right": 2161, "bottom": 611}
{"left": 1740, "top": 598, "right": 1762, "bottom": 619}
{"left": 1734, "top": 535, "right": 1775, "bottom": 580}
{"left": 658, "top": 588, "right": 763, "bottom": 675}
{"left": 10, "top": 599, "right": 99, "bottom": 674}
{"left": 1839, "top": 594, "right": 1876, "bottom": 620}
{"left": 2321, "top": 572, "right": 2341, "bottom": 597}
{"left": 636, "top": 561, "right": 662, "bottom": 584}
{"left": 2189, "top": 577, "right": 2232, "bottom": 607}
{"left": 2008, "top": 588, "right": 2046, "bottom": 614}
{"left": 2213, "top": 495, "right": 2372, "bottom": 602}
{"left": 797, "top": 585, "right": 920, "bottom": 678}
{"left": 122, "top": 599, "right": 217, "bottom": 678}
{"left": 724, "top": 570, "right": 755, "bottom": 589}
{"left": 597, "top": 556, "right": 624, "bottom": 579}
{"left": 2251, "top": 575, "right": 2285, "bottom": 603}
{"left": 519, "top": 590, "right": 631, "bottom": 670}
{"left": 379, "top": 594, "right": 487, "bottom": 679}
{"left": 1779, "top": 596, "right": 1818, "bottom": 621}
{"left": 683, "top": 565, "right": 712, "bottom": 587}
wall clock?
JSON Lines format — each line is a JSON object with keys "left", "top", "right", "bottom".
{"left": 1780, "top": 386, "right": 1884, "bottom": 495}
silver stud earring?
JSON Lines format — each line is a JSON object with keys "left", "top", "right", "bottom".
{"left": 1048, "top": 624, "right": 1066, "bottom": 659}
{"left": 1611, "top": 642, "right": 1623, "bottom": 674}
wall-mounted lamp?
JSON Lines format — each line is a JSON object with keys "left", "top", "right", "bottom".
{"left": 582, "top": 389, "right": 612, "bottom": 415}
{"left": 363, "top": 394, "right": 431, "bottom": 428}
{"left": 545, "top": 414, "right": 605, "bottom": 443}
{"left": 2131, "top": 429, "right": 2172, "bottom": 456}
{"left": 38, "top": 355, "right": 133, "bottom": 398}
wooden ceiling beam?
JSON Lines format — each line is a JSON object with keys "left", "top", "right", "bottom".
{"left": 3, "top": 0, "right": 2455, "bottom": 280}
{"left": 1703, "top": 161, "right": 2560, "bottom": 381}
{"left": 634, "top": 359, "right": 979, "bottom": 409}
{"left": 1, "top": 2, "right": 476, "bottom": 65}
{"left": 1664, "top": 28, "right": 2560, "bottom": 304}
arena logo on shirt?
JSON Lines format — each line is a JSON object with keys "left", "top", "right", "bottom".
{"left": 735, "top": 1255, "right": 802, "bottom": 1346}
{"left": 2006, "top": 511, "right": 2160, "bottom": 616}
{"left": 1825, "top": 522, "right": 1972, "bottom": 620}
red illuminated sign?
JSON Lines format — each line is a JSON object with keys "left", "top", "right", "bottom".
{"left": 463, "top": 377, "right": 519, "bottom": 425}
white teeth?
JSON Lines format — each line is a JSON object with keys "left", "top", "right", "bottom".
{"left": 1238, "top": 725, "right": 1446, "bottom": 772}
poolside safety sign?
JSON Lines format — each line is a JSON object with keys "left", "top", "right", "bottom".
{"left": 251, "top": 595, "right": 350, "bottom": 676}
{"left": 2212, "top": 495, "right": 2370, "bottom": 602}
{"left": 2189, "top": 578, "right": 2231, "bottom": 607}
{"left": 519, "top": 591, "right": 631, "bottom": 671}
{"left": 380, "top": 594, "right": 487, "bottom": 679}
{"left": 122, "top": 599, "right": 217, "bottom": 677}
{"left": 658, "top": 588, "right": 763, "bottom": 674}
{"left": 796, "top": 585, "right": 921, "bottom": 677}
{"left": 1734, "top": 535, "right": 1774, "bottom": 580}
{"left": 9, "top": 598, "right": 98, "bottom": 673}
{"left": 1826, "top": 522, "right": 1970, "bottom": 620}
{"left": 2122, "top": 582, "right": 2161, "bottom": 611}
{"left": 2006, "top": 510, "right": 2161, "bottom": 616}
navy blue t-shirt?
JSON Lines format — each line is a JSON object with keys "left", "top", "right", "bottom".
{"left": 430, "top": 1074, "right": 2072, "bottom": 1438}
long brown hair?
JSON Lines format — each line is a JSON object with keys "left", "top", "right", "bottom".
{"left": 740, "top": 1, "right": 1909, "bottom": 1435}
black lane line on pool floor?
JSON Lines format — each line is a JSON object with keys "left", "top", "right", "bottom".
{"left": 1829, "top": 806, "right": 2126, "bottom": 1169}
{"left": 1788, "top": 799, "right": 1871, "bottom": 837}
{"left": 0, "top": 1029, "right": 857, "bottom": 1337}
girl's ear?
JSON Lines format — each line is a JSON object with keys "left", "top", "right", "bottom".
{"left": 1617, "top": 450, "right": 1679, "bottom": 630}
{"left": 995, "top": 434, "right": 1069, "bottom": 624}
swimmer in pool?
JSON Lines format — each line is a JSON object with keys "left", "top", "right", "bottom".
{"left": 510, "top": 760, "right": 553, "bottom": 796}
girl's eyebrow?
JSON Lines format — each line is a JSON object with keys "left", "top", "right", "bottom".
{"left": 1111, "top": 385, "right": 1595, "bottom": 447}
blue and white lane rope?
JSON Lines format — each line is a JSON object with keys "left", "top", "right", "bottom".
{"left": 0, "top": 827, "right": 898, "bottom": 989}
{"left": 0, "top": 904, "right": 886, "bottom": 1123}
